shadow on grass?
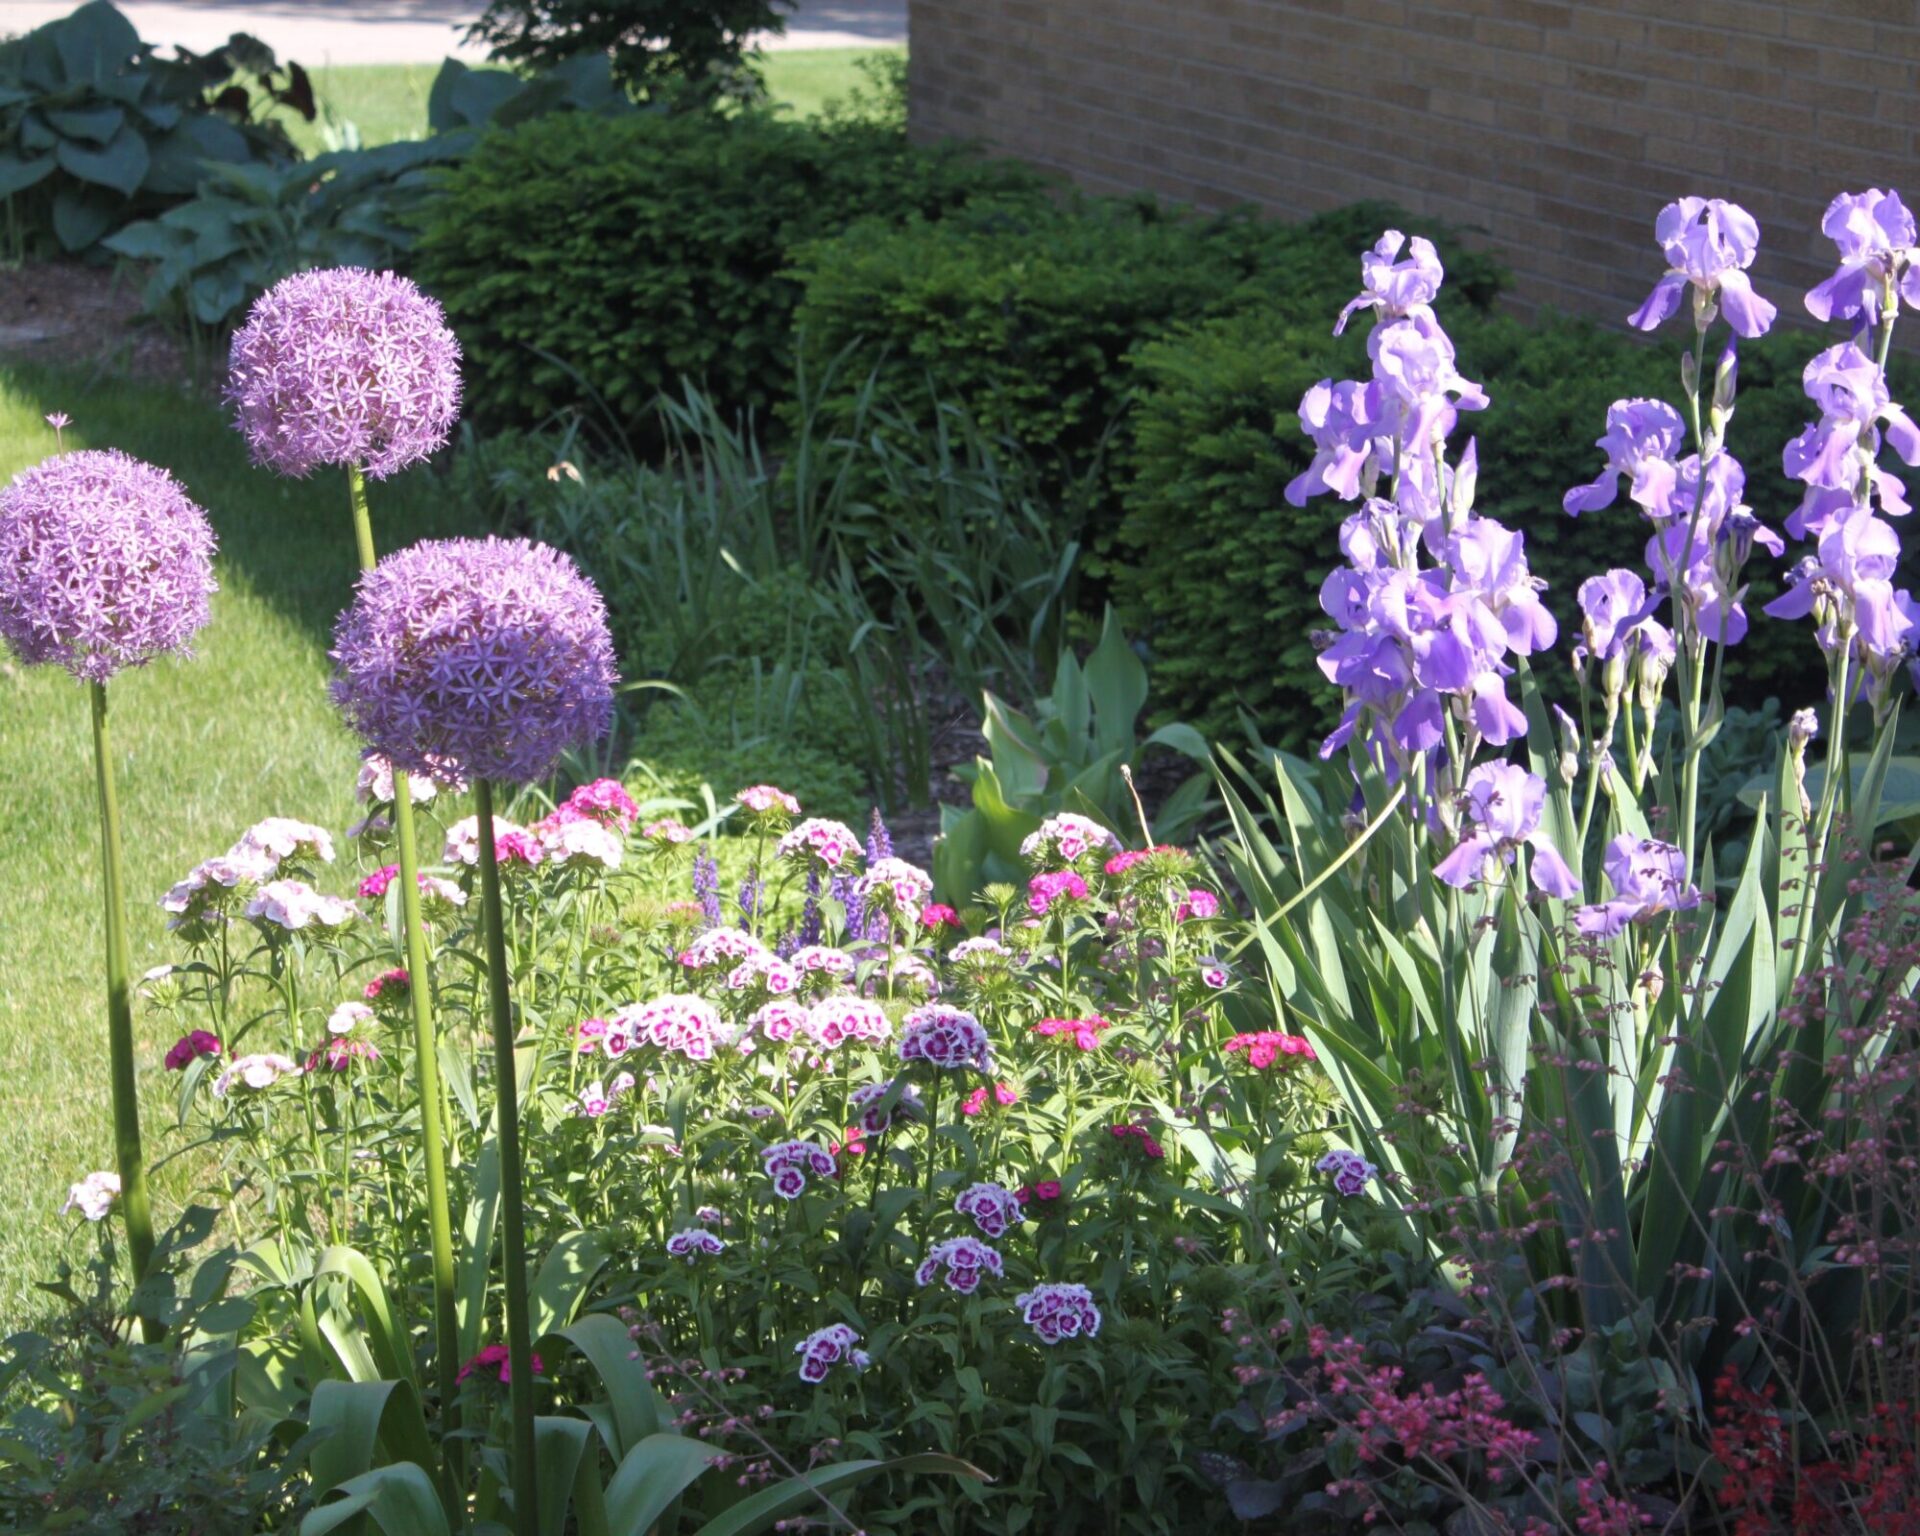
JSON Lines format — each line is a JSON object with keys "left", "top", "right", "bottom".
{"left": 0, "top": 360, "right": 480, "bottom": 643}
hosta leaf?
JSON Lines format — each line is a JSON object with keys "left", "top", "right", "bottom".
{"left": 54, "top": 121, "right": 146, "bottom": 194}
{"left": 44, "top": 103, "right": 124, "bottom": 143}
{"left": 0, "top": 151, "right": 55, "bottom": 197}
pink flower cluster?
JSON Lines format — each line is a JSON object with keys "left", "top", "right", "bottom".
{"left": 1015, "top": 1179, "right": 1064, "bottom": 1209}
{"left": 572, "top": 1073, "right": 635, "bottom": 1117}
{"left": 762, "top": 1139, "right": 837, "bottom": 1200}
{"left": 666, "top": 1228, "right": 727, "bottom": 1262}
{"left": 1110, "top": 1124, "right": 1166, "bottom": 1160}
{"left": 61, "top": 1171, "right": 120, "bottom": 1222}
{"left": 954, "top": 1181, "right": 1023, "bottom": 1239}
{"left": 443, "top": 816, "right": 544, "bottom": 869}
{"left": 679, "top": 927, "right": 764, "bottom": 970}
{"left": 1020, "top": 813, "right": 1115, "bottom": 864}
{"left": 750, "top": 999, "right": 809, "bottom": 1044}
{"left": 246, "top": 879, "right": 357, "bottom": 932}
{"left": 642, "top": 818, "right": 693, "bottom": 845}
{"left": 855, "top": 857, "right": 935, "bottom": 923}
{"left": 162, "top": 817, "right": 336, "bottom": 933}
{"left": 1103, "top": 844, "right": 1180, "bottom": 878}
{"left": 920, "top": 903, "right": 962, "bottom": 931}
{"left": 533, "top": 814, "right": 624, "bottom": 870}
{"left": 307, "top": 1037, "right": 381, "bottom": 1072}
{"left": 1027, "top": 870, "right": 1088, "bottom": 915}
{"left": 898, "top": 1005, "right": 993, "bottom": 1072}
{"left": 726, "top": 951, "right": 798, "bottom": 997}
{"left": 776, "top": 817, "right": 861, "bottom": 869}
{"left": 1224, "top": 1031, "right": 1317, "bottom": 1069}
{"left": 559, "top": 777, "right": 639, "bottom": 831}
{"left": 915, "top": 1235, "right": 1004, "bottom": 1294}
{"left": 358, "top": 865, "right": 468, "bottom": 909}
{"left": 1033, "top": 1016, "right": 1109, "bottom": 1051}
{"left": 961, "top": 1080, "right": 1019, "bottom": 1116}
{"left": 457, "top": 1343, "right": 543, "bottom": 1385}
{"left": 1176, "top": 889, "right": 1221, "bottom": 922}
{"left": 613, "top": 996, "right": 726, "bottom": 1062}
{"left": 794, "top": 1323, "right": 868, "bottom": 1384}
{"left": 737, "top": 784, "right": 801, "bottom": 816}
{"left": 807, "top": 995, "right": 891, "bottom": 1051}
{"left": 164, "top": 1030, "right": 221, "bottom": 1071}
{"left": 791, "top": 945, "right": 854, "bottom": 981}
{"left": 213, "top": 1052, "right": 301, "bottom": 1096}
{"left": 1015, "top": 1282, "right": 1102, "bottom": 1345}
{"left": 364, "top": 967, "right": 408, "bottom": 1003}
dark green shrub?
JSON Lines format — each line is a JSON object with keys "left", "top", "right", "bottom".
{"left": 463, "top": 0, "right": 787, "bottom": 102}
{"left": 410, "top": 110, "right": 1044, "bottom": 443}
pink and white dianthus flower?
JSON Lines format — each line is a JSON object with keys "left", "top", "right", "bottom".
{"left": 164, "top": 1030, "right": 221, "bottom": 1070}
{"left": 790, "top": 945, "right": 855, "bottom": 981}
{"left": 641, "top": 818, "right": 694, "bottom": 845}
{"left": 762, "top": 1139, "right": 837, "bottom": 1199}
{"left": 213, "top": 1052, "right": 301, "bottom": 1096}
{"left": 1032, "top": 1016, "right": 1110, "bottom": 1052}
{"left": 898, "top": 1005, "right": 992, "bottom": 1072}
{"left": 854, "top": 858, "right": 934, "bottom": 924}
{"left": 161, "top": 844, "right": 279, "bottom": 932}
{"left": 443, "top": 816, "right": 544, "bottom": 869}
{"left": 234, "top": 817, "right": 335, "bottom": 867}
{"left": 1317, "top": 1148, "right": 1379, "bottom": 1197}
{"left": 307, "top": 1037, "right": 380, "bottom": 1072}
{"left": 574, "top": 1080, "right": 612, "bottom": 1118}
{"left": 1175, "top": 889, "right": 1220, "bottom": 922}
{"left": 777, "top": 817, "right": 861, "bottom": 870}
{"left": 328, "top": 1001, "right": 374, "bottom": 1036}
{"left": 535, "top": 814, "right": 623, "bottom": 870}
{"left": 617, "top": 995, "right": 727, "bottom": 1061}
{"left": 561, "top": 777, "right": 639, "bottom": 832}
{"left": 751, "top": 998, "right": 810, "bottom": 1044}
{"left": 727, "top": 950, "right": 798, "bottom": 997}
{"left": 954, "top": 1181, "right": 1023, "bottom": 1239}
{"left": 1020, "top": 813, "right": 1115, "bottom": 865}
{"left": 678, "top": 927, "right": 767, "bottom": 970}
{"left": 62, "top": 1171, "right": 120, "bottom": 1222}
{"left": 666, "top": 1229, "right": 726, "bottom": 1262}
{"left": 807, "top": 995, "right": 892, "bottom": 1051}
{"left": 737, "top": 784, "right": 801, "bottom": 817}
{"left": 355, "top": 751, "right": 449, "bottom": 806}
{"left": 246, "top": 880, "right": 358, "bottom": 932}
{"left": 1016, "top": 1282, "right": 1102, "bottom": 1345}
{"left": 948, "top": 936, "right": 1013, "bottom": 966}
{"left": 915, "top": 1235, "right": 1004, "bottom": 1295}
{"left": 794, "top": 1323, "right": 868, "bottom": 1384}
{"left": 1027, "top": 870, "right": 1088, "bottom": 915}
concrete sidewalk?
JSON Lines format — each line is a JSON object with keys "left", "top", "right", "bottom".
{"left": 2, "top": 0, "right": 905, "bottom": 64}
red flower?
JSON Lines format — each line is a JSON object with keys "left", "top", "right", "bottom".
{"left": 920, "top": 903, "right": 962, "bottom": 930}
{"left": 364, "top": 967, "right": 409, "bottom": 1002}
{"left": 457, "top": 1344, "right": 544, "bottom": 1385}
{"left": 164, "top": 1030, "right": 221, "bottom": 1071}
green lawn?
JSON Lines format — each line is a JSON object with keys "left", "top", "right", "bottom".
{"left": 0, "top": 367, "right": 476, "bottom": 1327}
{"left": 285, "top": 48, "right": 902, "bottom": 154}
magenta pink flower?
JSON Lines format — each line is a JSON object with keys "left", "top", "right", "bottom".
{"left": 1223, "top": 1031, "right": 1317, "bottom": 1070}
{"left": 961, "top": 1080, "right": 1019, "bottom": 1116}
{"left": 1033, "top": 1016, "right": 1110, "bottom": 1052}
{"left": 1027, "top": 870, "right": 1088, "bottom": 915}
{"left": 1176, "top": 889, "right": 1220, "bottom": 922}
{"left": 1110, "top": 1123, "right": 1165, "bottom": 1160}
{"left": 364, "top": 967, "right": 409, "bottom": 1003}
{"left": 456, "top": 1343, "right": 543, "bottom": 1385}
{"left": 163, "top": 1030, "right": 221, "bottom": 1071}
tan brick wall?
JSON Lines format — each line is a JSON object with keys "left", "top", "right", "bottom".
{"left": 906, "top": 0, "right": 1920, "bottom": 323}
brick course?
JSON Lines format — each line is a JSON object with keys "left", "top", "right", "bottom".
{"left": 906, "top": 0, "right": 1920, "bottom": 322}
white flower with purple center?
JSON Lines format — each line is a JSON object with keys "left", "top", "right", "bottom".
{"left": 1316, "top": 1149, "right": 1379, "bottom": 1198}
{"left": 618, "top": 995, "right": 726, "bottom": 1061}
{"left": 751, "top": 998, "right": 810, "bottom": 1045}
{"left": 1015, "top": 1282, "right": 1102, "bottom": 1345}
{"left": 794, "top": 1322, "right": 867, "bottom": 1384}
{"left": 897, "top": 1005, "right": 992, "bottom": 1073}
{"left": 1019, "top": 813, "right": 1116, "bottom": 866}
{"left": 1432, "top": 762, "right": 1581, "bottom": 900}
{"left": 1200, "top": 961, "right": 1232, "bottom": 991}
{"left": 954, "top": 1181, "right": 1023, "bottom": 1240}
{"left": 574, "top": 1080, "right": 612, "bottom": 1118}
{"left": 762, "top": 1139, "right": 837, "bottom": 1200}
{"left": 854, "top": 857, "right": 934, "bottom": 925}
{"left": 666, "top": 1229, "right": 727, "bottom": 1262}
{"left": 807, "top": 995, "right": 892, "bottom": 1052}
{"left": 162, "top": 844, "right": 279, "bottom": 931}
{"left": 790, "top": 944, "right": 855, "bottom": 980}
{"left": 356, "top": 751, "right": 447, "bottom": 806}
{"left": 915, "top": 1235, "right": 1004, "bottom": 1295}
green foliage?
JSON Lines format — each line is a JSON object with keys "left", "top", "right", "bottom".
{"left": 935, "top": 608, "right": 1212, "bottom": 904}
{"left": 410, "top": 109, "right": 1043, "bottom": 444}
{"left": 105, "top": 54, "right": 638, "bottom": 338}
{"left": 463, "top": 0, "right": 790, "bottom": 102}
{"left": 0, "top": 0, "right": 308, "bottom": 257}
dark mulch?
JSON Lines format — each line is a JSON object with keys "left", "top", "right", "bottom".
{"left": 0, "top": 259, "right": 193, "bottom": 386}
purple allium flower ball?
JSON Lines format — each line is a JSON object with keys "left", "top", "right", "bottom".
{"left": 0, "top": 450, "right": 217, "bottom": 683}
{"left": 226, "top": 268, "right": 461, "bottom": 480}
{"left": 330, "top": 536, "right": 616, "bottom": 785}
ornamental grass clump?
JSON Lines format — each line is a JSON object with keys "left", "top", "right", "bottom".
{"left": 0, "top": 445, "right": 216, "bottom": 1291}
{"left": 330, "top": 532, "right": 615, "bottom": 1536}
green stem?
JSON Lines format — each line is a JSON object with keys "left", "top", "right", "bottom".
{"left": 476, "top": 781, "right": 539, "bottom": 1536}
{"left": 347, "top": 462, "right": 462, "bottom": 1522}
{"left": 90, "top": 681, "right": 158, "bottom": 1296}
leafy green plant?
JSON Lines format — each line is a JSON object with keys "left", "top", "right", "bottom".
{"left": 410, "top": 107, "right": 1043, "bottom": 444}
{"left": 934, "top": 608, "right": 1211, "bottom": 904}
{"left": 463, "top": 0, "right": 791, "bottom": 102}
{"left": 0, "top": 0, "right": 308, "bottom": 257}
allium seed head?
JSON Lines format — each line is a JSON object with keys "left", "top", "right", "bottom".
{"left": 226, "top": 268, "right": 461, "bottom": 480}
{"left": 330, "top": 536, "right": 617, "bottom": 785}
{"left": 0, "top": 450, "right": 217, "bottom": 683}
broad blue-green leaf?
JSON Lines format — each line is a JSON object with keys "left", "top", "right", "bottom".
{"left": 0, "top": 151, "right": 55, "bottom": 197}
{"left": 602, "top": 1433, "right": 719, "bottom": 1536}
{"left": 51, "top": 185, "right": 117, "bottom": 250}
{"left": 690, "top": 1453, "right": 989, "bottom": 1536}
{"left": 55, "top": 123, "right": 148, "bottom": 195}
{"left": 535, "top": 1416, "right": 596, "bottom": 1536}
{"left": 537, "top": 1315, "right": 664, "bottom": 1461}
{"left": 44, "top": 103, "right": 124, "bottom": 143}
{"left": 303, "top": 1463, "right": 451, "bottom": 1536}
{"left": 528, "top": 1230, "right": 608, "bottom": 1340}
{"left": 308, "top": 1379, "right": 437, "bottom": 1495}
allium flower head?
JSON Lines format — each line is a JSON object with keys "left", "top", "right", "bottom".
{"left": 226, "top": 268, "right": 461, "bottom": 480}
{"left": 0, "top": 450, "right": 217, "bottom": 683}
{"left": 1629, "top": 197, "right": 1775, "bottom": 337}
{"left": 331, "top": 537, "right": 616, "bottom": 786}
{"left": 1016, "top": 1282, "right": 1101, "bottom": 1345}
{"left": 898, "top": 1005, "right": 992, "bottom": 1072}
{"left": 915, "top": 1235, "right": 1004, "bottom": 1294}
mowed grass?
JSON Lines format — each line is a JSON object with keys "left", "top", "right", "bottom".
{"left": 0, "top": 367, "right": 477, "bottom": 1327}
{"left": 283, "top": 48, "right": 901, "bottom": 154}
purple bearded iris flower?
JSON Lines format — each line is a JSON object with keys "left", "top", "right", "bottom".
{"left": 1285, "top": 379, "right": 1388, "bottom": 507}
{"left": 1334, "top": 230, "right": 1444, "bottom": 335}
{"left": 1564, "top": 399, "right": 1688, "bottom": 518}
{"left": 1369, "top": 315, "right": 1488, "bottom": 455}
{"left": 1446, "top": 516, "right": 1558, "bottom": 656}
{"left": 1806, "top": 188, "right": 1920, "bottom": 327}
{"left": 1575, "top": 570, "right": 1674, "bottom": 675}
{"left": 1629, "top": 197, "right": 1777, "bottom": 338}
{"left": 1781, "top": 343, "right": 1920, "bottom": 517}
{"left": 1765, "top": 508, "right": 1918, "bottom": 708}
{"left": 1573, "top": 835, "right": 1702, "bottom": 937}
{"left": 1433, "top": 761, "right": 1581, "bottom": 898}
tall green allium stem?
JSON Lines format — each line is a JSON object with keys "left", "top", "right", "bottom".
{"left": 347, "top": 464, "right": 462, "bottom": 1503}
{"left": 475, "top": 780, "right": 539, "bottom": 1536}
{"left": 89, "top": 680, "right": 156, "bottom": 1289}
